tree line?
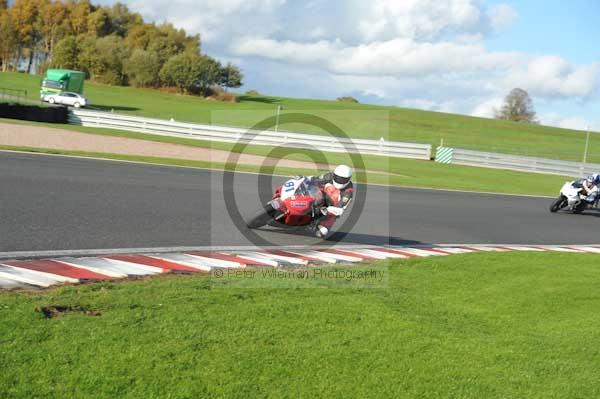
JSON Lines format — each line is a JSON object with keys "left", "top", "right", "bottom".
{"left": 0, "top": 0, "right": 242, "bottom": 94}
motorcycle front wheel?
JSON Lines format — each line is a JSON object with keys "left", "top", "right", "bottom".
{"left": 549, "top": 195, "right": 567, "bottom": 213}
{"left": 246, "top": 203, "right": 276, "bottom": 228}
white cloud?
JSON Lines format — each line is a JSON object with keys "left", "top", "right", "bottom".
{"left": 362, "top": 88, "right": 387, "bottom": 99}
{"left": 352, "top": 0, "right": 517, "bottom": 42}
{"left": 541, "top": 113, "right": 591, "bottom": 131}
{"left": 356, "top": 0, "right": 484, "bottom": 42}
{"left": 222, "top": 0, "right": 598, "bottom": 104}
{"left": 119, "top": 0, "right": 285, "bottom": 42}
{"left": 470, "top": 97, "right": 503, "bottom": 118}
{"left": 233, "top": 36, "right": 600, "bottom": 100}
{"left": 506, "top": 56, "right": 600, "bottom": 98}
{"left": 558, "top": 117, "right": 589, "bottom": 131}
{"left": 231, "top": 38, "right": 339, "bottom": 64}
{"left": 232, "top": 37, "right": 521, "bottom": 77}
{"left": 331, "top": 39, "right": 509, "bottom": 76}
{"left": 488, "top": 4, "right": 518, "bottom": 32}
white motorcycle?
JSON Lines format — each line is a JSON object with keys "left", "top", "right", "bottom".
{"left": 550, "top": 181, "right": 598, "bottom": 214}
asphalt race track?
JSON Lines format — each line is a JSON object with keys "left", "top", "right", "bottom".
{"left": 1, "top": 151, "right": 599, "bottom": 252}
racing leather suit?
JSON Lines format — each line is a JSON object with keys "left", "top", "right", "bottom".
{"left": 572, "top": 178, "right": 598, "bottom": 202}
{"left": 309, "top": 172, "right": 354, "bottom": 230}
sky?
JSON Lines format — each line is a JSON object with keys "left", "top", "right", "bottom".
{"left": 101, "top": 0, "right": 599, "bottom": 131}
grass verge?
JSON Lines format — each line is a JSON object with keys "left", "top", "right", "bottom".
{"left": 1, "top": 252, "right": 600, "bottom": 398}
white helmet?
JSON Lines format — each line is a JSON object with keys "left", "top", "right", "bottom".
{"left": 587, "top": 174, "right": 598, "bottom": 184}
{"left": 332, "top": 165, "right": 352, "bottom": 189}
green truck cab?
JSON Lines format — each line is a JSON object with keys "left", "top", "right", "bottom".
{"left": 40, "top": 69, "right": 85, "bottom": 98}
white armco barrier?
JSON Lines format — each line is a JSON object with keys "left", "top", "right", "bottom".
{"left": 436, "top": 146, "right": 600, "bottom": 177}
{"left": 68, "top": 109, "right": 432, "bottom": 160}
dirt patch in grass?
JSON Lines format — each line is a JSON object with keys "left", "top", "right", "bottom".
{"left": 36, "top": 305, "right": 101, "bottom": 319}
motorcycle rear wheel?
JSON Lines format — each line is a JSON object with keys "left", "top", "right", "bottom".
{"left": 247, "top": 203, "right": 276, "bottom": 228}
{"left": 549, "top": 195, "right": 567, "bottom": 213}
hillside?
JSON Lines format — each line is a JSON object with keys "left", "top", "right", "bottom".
{"left": 1, "top": 72, "right": 598, "bottom": 163}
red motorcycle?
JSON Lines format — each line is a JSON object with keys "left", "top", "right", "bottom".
{"left": 246, "top": 177, "right": 327, "bottom": 231}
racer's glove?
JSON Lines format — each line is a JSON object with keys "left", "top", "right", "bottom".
{"left": 327, "top": 206, "right": 344, "bottom": 217}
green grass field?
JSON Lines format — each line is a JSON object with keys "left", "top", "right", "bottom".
{"left": 2, "top": 252, "right": 600, "bottom": 398}
{"left": 1, "top": 72, "right": 599, "bottom": 162}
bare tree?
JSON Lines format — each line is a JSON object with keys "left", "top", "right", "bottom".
{"left": 495, "top": 88, "right": 538, "bottom": 123}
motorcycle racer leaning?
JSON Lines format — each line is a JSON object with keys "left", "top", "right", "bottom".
{"left": 303, "top": 165, "right": 354, "bottom": 238}
{"left": 572, "top": 173, "right": 600, "bottom": 202}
